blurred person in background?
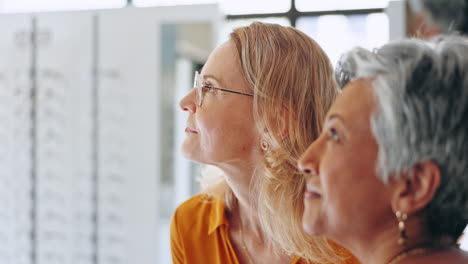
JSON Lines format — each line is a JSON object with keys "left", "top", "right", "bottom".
{"left": 171, "top": 22, "right": 358, "bottom": 264}
{"left": 299, "top": 35, "right": 468, "bottom": 264}
{"left": 406, "top": 0, "right": 468, "bottom": 38}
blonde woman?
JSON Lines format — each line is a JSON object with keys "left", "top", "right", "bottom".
{"left": 170, "top": 22, "right": 358, "bottom": 264}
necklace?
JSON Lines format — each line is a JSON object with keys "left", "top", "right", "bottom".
{"left": 387, "top": 247, "right": 434, "bottom": 264}
{"left": 239, "top": 222, "right": 256, "bottom": 264}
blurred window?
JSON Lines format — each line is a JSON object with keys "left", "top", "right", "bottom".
{"left": 296, "top": 0, "right": 389, "bottom": 11}
{"left": 133, "top": 0, "right": 290, "bottom": 15}
{"left": 296, "top": 13, "right": 389, "bottom": 66}
{"left": 0, "top": 0, "right": 126, "bottom": 12}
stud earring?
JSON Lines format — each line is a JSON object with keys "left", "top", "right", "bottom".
{"left": 260, "top": 139, "right": 270, "bottom": 151}
{"left": 396, "top": 211, "right": 408, "bottom": 245}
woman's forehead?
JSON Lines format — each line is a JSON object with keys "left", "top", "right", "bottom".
{"left": 201, "top": 41, "right": 244, "bottom": 87}
{"left": 328, "top": 80, "right": 375, "bottom": 129}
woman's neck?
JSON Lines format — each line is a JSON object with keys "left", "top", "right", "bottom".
{"left": 217, "top": 163, "right": 265, "bottom": 239}
{"left": 236, "top": 198, "right": 265, "bottom": 239}
{"left": 341, "top": 216, "right": 435, "bottom": 264}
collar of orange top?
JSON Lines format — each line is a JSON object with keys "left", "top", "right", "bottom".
{"left": 207, "top": 196, "right": 229, "bottom": 234}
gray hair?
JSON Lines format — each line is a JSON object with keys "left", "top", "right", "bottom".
{"left": 335, "top": 35, "right": 468, "bottom": 240}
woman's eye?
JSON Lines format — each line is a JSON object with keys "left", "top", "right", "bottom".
{"left": 203, "top": 84, "right": 216, "bottom": 93}
{"left": 327, "top": 127, "right": 341, "bottom": 142}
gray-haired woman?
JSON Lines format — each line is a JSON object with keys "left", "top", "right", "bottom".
{"left": 298, "top": 35, "right": 468, "bottom": 264}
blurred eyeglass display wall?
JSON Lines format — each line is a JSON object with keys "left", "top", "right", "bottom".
{"left": 0, "top": 1, "right": 219, "bottom": 264}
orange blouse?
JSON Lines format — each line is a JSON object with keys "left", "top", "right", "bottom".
{"left": 170, "top": 194, "right": 359, "bottom": 264}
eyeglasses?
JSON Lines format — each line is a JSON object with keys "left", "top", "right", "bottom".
{"left": 193, "top": 71, "right": 253, "bottom": 106}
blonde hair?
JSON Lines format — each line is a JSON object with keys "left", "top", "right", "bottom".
{"left": 200, "top": 22, "right": 346, "bottom": 263}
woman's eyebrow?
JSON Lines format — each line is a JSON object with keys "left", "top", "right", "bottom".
{"left": 203, "top": 74, "right": 223, "bottom": 86}
{"left": 327, "top": 113, "right": 350, "bottom": 131}
{"left": 203, "top": 74, "right": 219, "bottom": 81}
{"left": 327, "top": 114, "right": 346, "bottom": 125}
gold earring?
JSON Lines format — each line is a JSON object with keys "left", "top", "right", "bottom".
{"left": 396, "top": 211, "right": 408, "bottom": 245}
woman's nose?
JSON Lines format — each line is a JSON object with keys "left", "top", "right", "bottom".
{"left": 179, "top": 88, "right": 197, "bottom": 113}
{"left": 298, "top": 141, "right": 320, "bottom": 176}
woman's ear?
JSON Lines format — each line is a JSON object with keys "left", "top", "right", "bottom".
{"left": 262, "top": 106, "right": 292, "bottom": 142}
{"left": 390, "top": 161, "right": 441, "bottom": 214}
{"left": 418, "top": 19, "right": 442, "bottom": 39}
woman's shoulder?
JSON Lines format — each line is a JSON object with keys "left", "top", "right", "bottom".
{"left": 174, "top": 193, "right": 221, "bottom": 215}
{"left": 402, "top": 248, "right": 468, "bottom": 264}
{"left": 171, "top": 193, "right": 224, "bottom": 232}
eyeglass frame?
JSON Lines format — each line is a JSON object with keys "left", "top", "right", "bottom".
{"left": 193, "top": 71, "right": 253, "bottom": 106}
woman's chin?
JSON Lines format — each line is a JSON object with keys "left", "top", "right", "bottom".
{"left": 180, "top": 146, "right": 209, "bottom": 165}
{"left": 180, "top": 146, "right": 198, "bottom": 162}
{"left": 181, "top": 140, "right": 198, "bottom": 159}
{"left": 302, "top": 221, "right": 322, "bottom": 236}
{"left": 302, "top": 210, "right": 323, "bottom": 236}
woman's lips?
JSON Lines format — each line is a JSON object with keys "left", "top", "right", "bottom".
{"left": 304, "top": 184, "right": 321, "bottom": 199}
{"left": 185, "top": 127, "right": 198, "bottom": 133}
